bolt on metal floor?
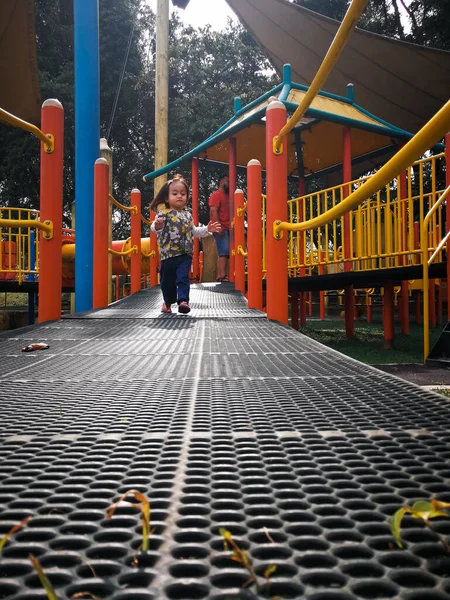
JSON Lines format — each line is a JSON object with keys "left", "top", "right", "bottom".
{"left": 0, "top": 283, "right": 449, "bottom": 600}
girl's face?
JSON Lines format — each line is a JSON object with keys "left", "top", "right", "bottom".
{"left": 167, "top": 181, "right": 188, "bottom": 211}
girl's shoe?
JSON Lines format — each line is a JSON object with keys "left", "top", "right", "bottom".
{"left": 161, "top": 303, "right": 172, "bottom": 313}
{"left": 178, "top": 301, "right": 191, "bottom": 314}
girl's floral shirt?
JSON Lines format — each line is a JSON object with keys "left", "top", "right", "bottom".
{"left": 151, "top": 208, "right": 210, "bottom": 261}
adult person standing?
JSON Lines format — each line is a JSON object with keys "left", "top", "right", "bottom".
{"left": 208, "top": 174, "right": 230, "bottom": 281}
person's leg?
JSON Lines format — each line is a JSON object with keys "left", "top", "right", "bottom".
{"left": 214, "top": 230, "right": 230, "bottom": 280}
{"left": 176, "top": 254, "right": 193, "bottom": 304}
{"left": 159, "top": 258, "right": 177, "bottom": 308}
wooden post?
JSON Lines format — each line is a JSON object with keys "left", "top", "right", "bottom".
{"left": 266, "top": 101, "right": 288, "bottom": 324}
{"left": 247, "top": 159, "right": 263, "bottom": 310}
{"left": 343, "top": 125, "right": 354, "bottom": 338}
{"left": 130, "top": 189, "right": 141, "bottom": 294}
{"left": 229, "top": 137, "right": 237, "bottom": 283}
{"left": 39, "top": 99, "right": 64, "bottom": 323}
{"left": 154, "top": 0, "right": 169, "bottom": 195}
{"left": 93, "top": 158, "right": 110, "bottom": 309}
{"left": 234, "top": 189, "right": 245, "bottom": 294}
{"left": 100, "top": 138, "right": 113, "bottom": 303}
{"left": 192, "top": 157, "right": 200, "bottom": 280}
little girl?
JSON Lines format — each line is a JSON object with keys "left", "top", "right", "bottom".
{"left": 150, "top": 175, "right": 222, "bottom": 314}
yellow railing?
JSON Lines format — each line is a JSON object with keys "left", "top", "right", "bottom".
{"left": 421, "top": 184, "right": 450, "bottom": 360}
{"left": 0, "top": 107, "right": 54, "bottom": 153}
{"left": 0, "top": 208, "right": 41, "bottom": 283}
{"left": 286, "top": 153, "right": 445, "bottom": 273}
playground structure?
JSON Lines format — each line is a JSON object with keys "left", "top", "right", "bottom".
{"left": 0, "top": 0, "right": 449, "bottom": 364}
{"left": 2, "top": 2, "right": 450, "bottom": 600}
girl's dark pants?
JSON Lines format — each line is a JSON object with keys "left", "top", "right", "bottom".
{"left": 160, "top": 253, "right": 192, "bottom": 306}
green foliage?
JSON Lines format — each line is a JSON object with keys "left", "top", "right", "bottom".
{"left": 292, "top": 0, "right": 450, "bottom": 49}
{"left": 390, "top": 499, "right": 450, "bottom": 551}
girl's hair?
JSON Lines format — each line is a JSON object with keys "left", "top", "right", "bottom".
{"left": 149, "top": 174, "right": 189, "bottom": 211}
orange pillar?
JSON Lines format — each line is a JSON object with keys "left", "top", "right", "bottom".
{"left": 445, "top": 132, "right": 450, "bottom": 320}
{"left": 93, "top": 158, "right": 110, "bottom": 309}
{"left": 234, "top": 189, "right": 245, "bottom": 294}
{"left": 247, "top": 159, "right": 263, "bottom": 310}
{"left": 266, "top": 101, "right": 288, "bottom": 324}
{"left": 39, "top": 99, "right": 64, "bottom": 323}
{"left": 343, "top": 125, "right": 354, "bottom": 338}
{"left": 383, "top": 283, "right": 395, "bottom": 349}
{"left": 130, "top": 189, "right": 141, "bottom": 294}
{"left": 191, "top": 157, "right": 200, "bottom": 280}
{"left": 149, "top": 210, "right": 158, "bottom": 286}
{"left": 229, "top": 137, "right": 237, "bottom": 284}
{"left": 291, "top": 290, "right": 299, "bottom": 330}
{"left": 429, "top": 281, "right": 436, "bottom": 329}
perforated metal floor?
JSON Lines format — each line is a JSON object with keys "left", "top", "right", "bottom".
{"left": 0, "top": 284, "right": 449, "bottom": 600}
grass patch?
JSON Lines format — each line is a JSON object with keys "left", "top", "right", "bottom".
{"left": 299, "top": 317, "right": 441, "bottom": 365}
{"left": 0, "top": 293, "right": 30, "bottom": 309}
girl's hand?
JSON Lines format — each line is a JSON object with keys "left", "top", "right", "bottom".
{"left": 207, "top": 221, "right": 222, "bottom": 233}
{"left": 154, "top": 217, "right": 165, "bottom": 231}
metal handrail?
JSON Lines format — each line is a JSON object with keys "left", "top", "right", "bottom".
{"left": 421, "top": 184, "right": 450, "bottom": 361}
{"left": 109, "top": 194, "right": 137, "bottom": 214}
{"left": 274, "top": 0, "right": 368, "bottom": 154}
{"left": 0, "top": 218, "right": 53, "bottom": 239}
{"left": 274, "top": 100, "right": 450, "bottom": 237}
{"left": 0, "top": 107, "right": 54, "bottom": 152}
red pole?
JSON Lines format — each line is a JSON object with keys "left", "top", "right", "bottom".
{"left": 291, "top": 290, "right": 299, "bottom": 330}
{"left": 445, "top": 132, "right": 450, "bottom": 320}
{"left": 247, "top": 159, "right": 263, "bottom": 310}
{"left": 383, "top": 283, "right": 395, "bottom": 349}
{"left": 130, "top": 189, "right": 141, "bottom": 294}
{"left": 266, "top": 101, "right": 288, "bottom": 324}
{"left": 415, "top": 291, "right": 421, "bottom": 325}
{"left": 429, "top": 281, "right": 436, "bottom": 329}
{"left": 39, "top": 99, "right": 64, "bottom": 323}
{"left": 149, "top": 210, "right": 158, "bottom": 286}
{"left": 115, "top": 275, "right": 120, "bottom": 301}
{"left": 191, "top": 157, "right": 200, "bottom": 280}
{"left": 234, "top": 189, "right": 245, "bottom": 294}
{"left": 343, "top": 125, "right": 354, "bottom": 338}
{"left": 229, "top": 137, "right": 237, "bottom": 284}
{"left": 93, "top": 158, "right": 110, "bottom": 309}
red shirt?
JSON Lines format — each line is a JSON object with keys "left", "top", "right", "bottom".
{"left": 208, "top": 189, "right": 230, "bottom": 230}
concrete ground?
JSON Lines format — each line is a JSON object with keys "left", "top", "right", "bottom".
{"left": 375, "top": 362, "right": 450, "bottom": 388}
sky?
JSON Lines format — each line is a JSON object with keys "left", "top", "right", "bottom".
{"left": 146, "top": 0, "right": 238, "bottom": 30}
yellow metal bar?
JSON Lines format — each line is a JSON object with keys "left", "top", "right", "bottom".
{"left": 0, "top": 218, "right": 53, "bottom": 239}
{"left": 429, "top": 230, "right": 450, "bottom": 265}
{"left": 421, "top": 184, "right": 450, "bottom": 361}
{"left": 109, "top": 194, "right": 137, "bottom": 214}
{"left": 274, "top": 100, "right": 450, "bottom": 237}
{"left": 140, "top": 214, "right": 152, "bottom": 226}
{"left": 0, "top": 107, "right": 54, "bottom": 152}
{"left": 141, "top": 249, "right": 156, "bottom": 258}
{"left": 108, "top": 245, "right": 138, "bottom": 257}
{"left": 274, "top": 0, "right": 368, "bottom": 153}
{"left": 237, "top": 245, "right": 247, "bottom": 257}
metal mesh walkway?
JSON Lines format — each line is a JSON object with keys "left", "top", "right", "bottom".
{"left": 0, "top": 283, "right": 449, "bottom": 600}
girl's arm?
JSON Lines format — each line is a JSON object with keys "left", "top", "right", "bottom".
{"left": 193, "top": 221, "right": 222, "bottom": 238}
{"left": 150, "top": 216, "right": 164, "bottom": 234}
